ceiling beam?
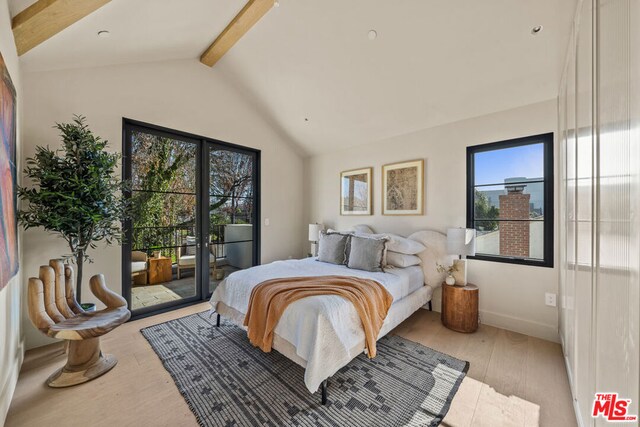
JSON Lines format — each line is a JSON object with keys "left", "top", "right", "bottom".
{"left": 12, "top": 0, "right": 111, "bottom": 56}
{"left": 200, "top": 0, "right": 275, "bottom": 67}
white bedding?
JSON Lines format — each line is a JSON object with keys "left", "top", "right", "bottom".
{"left": 209, "top": 257, "right": 426, "bottom": 392}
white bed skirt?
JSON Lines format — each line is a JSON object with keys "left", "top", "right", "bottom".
{"left": 213, "top": 285, "right": 433, "bottom": 392}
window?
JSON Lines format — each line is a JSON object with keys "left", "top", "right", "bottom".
{"left": 466, "top": 133, "right": 554, "bottom": 267}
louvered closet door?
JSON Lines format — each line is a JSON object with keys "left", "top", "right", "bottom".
{"left": 595, "top": 1, "right": 640, "bottom": 425}
{"left": 564, "top": 23, "right": 578, "bottom": 385}
{"left": 574, "top": 0, "right": 596, "bottom": 422}
{"left": 558, "top": 1, "right": 640, "bottom": 424}
{"left": 558, "top": 68, "right": 569, "bottom": 362}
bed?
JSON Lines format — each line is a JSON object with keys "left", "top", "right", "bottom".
{"left": 209, "top": 230, "right": 453, "bottom": 402}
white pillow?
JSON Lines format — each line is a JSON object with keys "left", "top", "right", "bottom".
{"left": 353, "top": 224, "right": 376, "bottom": 234}
{"left": 407, "top": 230, "right": 455, "bottom": 287}
{"left": 326, "top": 228, "right": 351, "bottom": 235}
{"left": 386, "top": 252, "right": 421, "bottom": 268}
{"left": 357, "top": 233, "right": 425, "bottom": 255}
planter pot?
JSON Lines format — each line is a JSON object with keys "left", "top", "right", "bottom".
{"left": 445, "top": 275, "right": 456, "bottom": 286}
{"left": 81, "top": 303, "right": 96, "bottom": 312}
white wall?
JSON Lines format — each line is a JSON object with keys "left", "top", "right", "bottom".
{"left": 0, "top": 0, "right": 23, "bottom": 424}
{"left": 21, "top": 59, "right": 305, "bottom": 349}
{"left": 306, "top": 99, "right": 559, "bottom": 342}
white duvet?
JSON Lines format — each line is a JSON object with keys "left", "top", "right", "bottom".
{"left": 209, "top": 257, "right": 425, "bottom": 392}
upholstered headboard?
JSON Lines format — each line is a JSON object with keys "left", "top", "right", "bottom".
{"left": 408, "top": 230, "right": 456, "bottom": 288}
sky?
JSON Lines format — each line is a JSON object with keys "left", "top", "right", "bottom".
{"left": 474, "top": 143, "right": 544, "bottom": 185}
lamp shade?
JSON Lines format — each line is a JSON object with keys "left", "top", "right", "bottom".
{"left": 308, "top": 223, "right": 324, "bottom": 242}
{"left": 447, "top": 228, "right": 476, "bottom": 256}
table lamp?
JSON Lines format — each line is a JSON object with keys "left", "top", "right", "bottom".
{"left": 308, "top": 223, "right": 324, "bottom": 257}
{"left": 446, "top": 228, "right": 476, "bottom": 286}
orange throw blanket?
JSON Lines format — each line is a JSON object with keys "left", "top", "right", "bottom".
{"left": 243, "top": 275, "right": 393, "bottom": 358}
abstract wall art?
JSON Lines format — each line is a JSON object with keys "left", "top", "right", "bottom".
{"left": 341, "top": 167, "right": 372, "bottom": 215}
{"left": 0, "top": 50, "right": 18, "bottom": 291}
{"left": 382, "top": 159, "right": 424, "bottom": 215}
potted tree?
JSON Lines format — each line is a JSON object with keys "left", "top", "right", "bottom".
{"left": 18, "top": 115, "right": 129, "bottom": 308}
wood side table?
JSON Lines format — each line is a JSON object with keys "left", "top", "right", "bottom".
{"left": 441, "top": 283, "right": 479, "bottom": 333}
{"left": 148, "top": 257, "right": 173, "bottom": 285}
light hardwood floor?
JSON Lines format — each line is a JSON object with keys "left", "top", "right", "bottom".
{"left": 6, "top": 303, "right": 577, "bottom": 427}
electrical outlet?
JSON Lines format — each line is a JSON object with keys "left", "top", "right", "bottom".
{"left": 264, "top": 218, "right": 270, "bottom": 226}
{"left": 545, "top": 293, "right": 557, "bottom": 307}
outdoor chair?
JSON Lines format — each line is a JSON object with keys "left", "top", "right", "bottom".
{"left": 176, "top": 237, "right": 217, "bottom": 279}
{"left": 131, "top": 250, "right": 148, "bottom": 285}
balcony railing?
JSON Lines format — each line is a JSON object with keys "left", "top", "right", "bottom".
{"left": 132, "top": 222, "right": 251, "bottom": 263}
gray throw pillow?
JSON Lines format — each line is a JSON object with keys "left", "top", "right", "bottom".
{"left": 318, "top": 232, "right": 349, "bottom": 265}
{"left": 347, "top": 235, "right": 387, "bottom": 272}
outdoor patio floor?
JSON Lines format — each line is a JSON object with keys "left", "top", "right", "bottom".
{"left": 131, "top": 264, "right": 240, "bottom": 310}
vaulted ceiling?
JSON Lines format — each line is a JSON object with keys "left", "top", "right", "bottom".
{"left": 9, "top": 0, "right": 576, "bottom": 156}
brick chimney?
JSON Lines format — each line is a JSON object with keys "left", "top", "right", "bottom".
{"left": 499, "top": 185, "right": 530, "bottom": 257}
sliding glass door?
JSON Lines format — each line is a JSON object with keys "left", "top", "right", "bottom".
{"left": 122, "top": 120, "right": 260, "bottom": 318}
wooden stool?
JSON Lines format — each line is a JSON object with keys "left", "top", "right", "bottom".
{"left": 27, "top": 259, "right": 131, "bottom": 387}
{"left": 441, "top": 283, "right": 479, "bottom": 333}
{"left": 148, "top": 256, "right": 172, "bottom": 285}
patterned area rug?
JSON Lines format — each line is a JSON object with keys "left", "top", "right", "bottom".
{"left": 141, "top": 312, "right": 469, "bottom": 427}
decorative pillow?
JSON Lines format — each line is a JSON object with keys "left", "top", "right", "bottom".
{"left": 325, "top": 229, "right": 352, "bottom": 235}
{"left": 407, "top": 230, "right": 455, "bottom": 287}
{"left": 386, "top": 252, "right": 422, "bottom": 268}
{"left": 185, "top": 236, "right": 197, "bottom": 255}
{"left": 353, "top": 224, "right": 375, "bottom": 234}
{"left": 347, "top": 235, "right": 387, "bottom": 272}
{"left": 318, "top": 231, "right": 350, "bottom": 265}
{"left": 356, "top": 233, "right": 425, "bottom": 255}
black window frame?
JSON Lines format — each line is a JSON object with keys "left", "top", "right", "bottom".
{"left": 466, "top": 132, "right": 554, "bottom": 268}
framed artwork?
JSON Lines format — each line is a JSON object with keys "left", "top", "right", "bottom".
{"left": 340, "top": 167, "right": 372, "bottom": 215}
{"left": 382, "top": 159, "right": 424, "bottom": 215}
{"left": 0, "top": 50, "right": 18, "bottom": 291}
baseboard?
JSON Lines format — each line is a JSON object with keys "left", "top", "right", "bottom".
{"left": 478, "top": 309, "right": 559, "bottom": 343}
{"left": 420, "top": 303, "right": 559, "bottom": 343}
{"left": 0, "top": 340, "right": 25, "bottom": 426}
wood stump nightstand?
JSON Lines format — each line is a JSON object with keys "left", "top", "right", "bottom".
{"left": 441, "top": 283, "right": 479, "bottom": 333}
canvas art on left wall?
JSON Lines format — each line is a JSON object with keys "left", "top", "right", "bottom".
{"left": 0, "top": 50, "right": 18, "bottom": 291}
